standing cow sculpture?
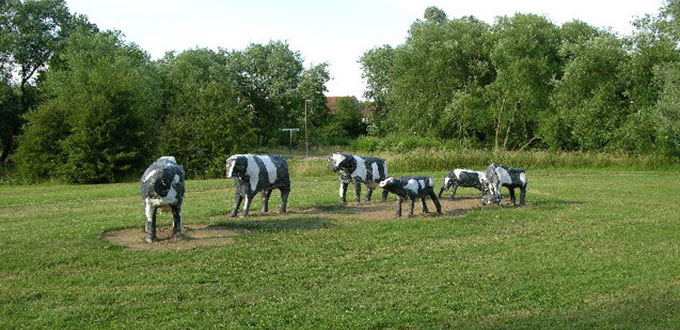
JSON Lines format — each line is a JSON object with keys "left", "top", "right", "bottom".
{"left": 481, "top": 163, "right": 527, "bottom": 206}
{"left": 329, "top": 152, "right": 389, "bottom": 204}
{"left": 438, "top": 169, "right": 486, "bottom": 199}
{"left": 226, "top": 154, "right": 290, "bottom": 217}
{"left": 140, "top": 156, "right": 185, "bottom": 243}
{"left": 379, "top": 176, "right": 442, "bottom": 218}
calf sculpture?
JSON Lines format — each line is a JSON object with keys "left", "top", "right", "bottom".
{"left": 438, "top": 169, "right": 486, "bottom": 199}
{"left": 329, "top": 152, "right": 389, "bottom": 204}
{"left": 140, "top": 156, "right": 185, "bottom": 242}
{"left": 379, "top": 176, "right": 442, "bottom": 218}
{"left": 226, "top": 154, "right": 290, "bottom": 217}
{"left": 481, "top": 163, "right": 527, "bottom": 206}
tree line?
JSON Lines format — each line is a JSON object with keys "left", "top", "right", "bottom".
{"left": 0, "top": 0, "right": 371, "bottom": 183}
{"left": 2, "top": 1, "right": 679, "bottom": 184}
{"left": 360, "top": 3, "right": 680, "bottom": 156}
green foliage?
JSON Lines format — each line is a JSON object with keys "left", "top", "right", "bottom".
{"left": 388, "top": 15, "right": 495, "bottom": 139}
{"left": 15, "top": 29, "right": 160, "bottom": 183}
{"left": 488, "top": 14, "right": 561, "bottom": 150}
{"left": 548, "top": 34, "right": 629, "bottom": 151}
{"left": 359, "top": 45, "right": 394, "bottom": 135}
{"left": 156, "top": 48, "right": 256, "bottom": 178}
{"left": 324, "top": 97, "right": 366, "bottom": 139}
{"left": 653, "top": 62, "right": 680, "bottom": 156}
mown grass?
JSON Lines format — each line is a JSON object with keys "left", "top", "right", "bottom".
{"left": 1, "top": 169, "right": 679, "bottom": 328}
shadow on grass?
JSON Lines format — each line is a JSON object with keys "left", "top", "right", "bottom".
{"left": 211, "top": 216, "right": 334, "bottom": 233}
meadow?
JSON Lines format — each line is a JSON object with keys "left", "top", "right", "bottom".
{"left": 1, "top": 164, "right": 680, "bottom": 328}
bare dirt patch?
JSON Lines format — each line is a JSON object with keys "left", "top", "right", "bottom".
{"left": 103, "top": 225, "right": 242, "bottom": 250}
{"left": 103, "top": 196, "right": 482, "bottom": 250}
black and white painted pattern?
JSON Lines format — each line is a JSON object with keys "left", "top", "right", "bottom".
{"left": 226, "top": 154, "right": 291, "bottom": 217}
{"left": 438, "top": 169, "right": 487, "bottom": 199}
{"left": 140, "top": 156, "right": 185, "bottom": 242}
{"left": 481, "top": 163, "right": 527, "bottom": 206}
{"left": 379, "top": 176, "right": 442, "bottom": 217}
{"left": 329, "top": 152, "right": 389, "bottom": 203}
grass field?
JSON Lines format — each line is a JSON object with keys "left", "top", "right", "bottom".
{"left": 1, "top": 168, "right": 680, "bottom": 328}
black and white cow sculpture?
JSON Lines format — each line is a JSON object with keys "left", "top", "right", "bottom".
{"left": 226, "top": 154, "right": 290, "bottom": 217}
{"left": 329, "top": 152, "right": 389, "bottom": 204}
{"left": 140, "top": 156, "right": 185, "bottom": 243}
{"left": 481, "top": 163, "right": 527, "bottom": 206}
{"left": 379, "top": 176, "right": 442, "bottom": 218}
{"left": 438, "top": 169, "right": 486, "bottom": 199}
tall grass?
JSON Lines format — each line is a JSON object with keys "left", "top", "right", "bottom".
{"left": 288, "top": 148, "right": 680, "bottom": 177}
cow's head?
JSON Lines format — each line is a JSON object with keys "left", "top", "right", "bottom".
{"left": 226, "top": 155, "right": 248, "bottom": 178}
{"left": 379, "top": 177, "right": 400, "bottom": 190}
{"left": 329, "top": 152, "right": 354, "bottom": 172}
{"left": 442, "top": 176, "right": 453, "bottom": 191}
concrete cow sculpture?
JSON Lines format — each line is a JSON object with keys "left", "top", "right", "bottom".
{"left": 379, "top": 176, "right": 442, "bottom": 218}
{"left": 481, "top": 163, "right": 527, "bottom": 206}
{"left": 140, "top": 156, "right": 185, "bottom": 243}
{"left": 438, "top": 169, "right": 486, "bottom": 199}
{"left": 329, "top": 152, "right": 389, "bottom": 204}
{"left": 226, "top": 154, "right": 290, "bottom": 217}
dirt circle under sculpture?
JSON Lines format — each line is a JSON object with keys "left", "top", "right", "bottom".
{"left": 103, "top": 197, "right": 485, "bottom": 250}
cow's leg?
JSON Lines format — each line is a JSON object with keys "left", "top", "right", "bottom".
{"left": 261, "top": 189, "right": 272, "bottom": 212}
{"left": 519, "top": 185, "right": 526, "bottom": 206}
{"left": 451, "top": 183, "right": 459, "bottom": 198}
{"left": 408, "top": 198, "right": 415, "bottom": 218}
{"left": 421, "top": 197, "right": 429, "bottom": 213}
{"left": 171, "top": 202, "right": 183, "bottom": 238}
{"left": 230, "top": 191, "right": 243, "bottom": 217}
{"left": 241, "top": 193, "right": 254, "bottom": 217}
{"left": 279, "top": 187, "right": 290, "bottom": 213}
{"left": 395, "top": 198, "right": 403, "bottom": 217}
{"left": 144, "top": 200, "right": 158, "bottom": 243}
{"left": 366, "top": 187, "right": 374, "bottom": 202}
{"left": 381, "top": 189, "right": 389, "bottom": 201}
{"left": 354, "top": 182, "right": 362, "bottom": 203}
{"left": 438, "top": 186, "right": 446, "bottom": 199}
{"left": 509, "top": 188, "right": 516, "bottom": 206}
{"left": 429, "top": 191, "right": 442, "bottom": 214}
{"left": 339, "top": 182, "right": 348, "bottom": 204}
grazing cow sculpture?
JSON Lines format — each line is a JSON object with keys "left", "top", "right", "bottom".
{"left": 226, "top": 154, "right": 290, "bottom": 217}
{"left": 481, "top": 163, "right": 527, "bottom": 206}
{"left": 379, "top": 176, "right": 442, "bottom": 218}
{"left": 438, "top": 169, "right": 486, "bottom": 199}
{"left": 140, "top": 156, "right": 185, "bottom": 243}
{"left": 329, "top": 152, "right": 389, "bottom": 204}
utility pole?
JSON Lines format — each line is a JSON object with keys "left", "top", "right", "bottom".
{"left": 305, "top": 99, "right": 311, "bottom": 158}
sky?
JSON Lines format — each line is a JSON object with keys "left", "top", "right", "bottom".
{"left": 65, "top": 0, "right": 665, "bottom": 100}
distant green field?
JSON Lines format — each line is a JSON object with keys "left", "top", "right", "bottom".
{"left": 1, "top": 169, "right": 679, "bottom": 328}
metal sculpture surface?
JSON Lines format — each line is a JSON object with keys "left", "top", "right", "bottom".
{"left": 329, "top": 152, "right": 389, "bottom": 204}
{"left": 379, "top": 176, "right": 442, "bottom": 217}
{"left": 481, "top": 163, "right": 527, "bottom": 206}
{"left": 140, "top": 156, "right": 185, "bottom": 242}
{"left": 226, "top": 154, "right": 290, "bottom": 217}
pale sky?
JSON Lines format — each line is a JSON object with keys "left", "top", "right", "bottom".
{"left": 65, "top": 0, "right": 665, "bottom": 99}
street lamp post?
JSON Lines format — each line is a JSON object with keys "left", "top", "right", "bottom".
{"left": 304, "top": 99, "right": 311, "bottom": 158}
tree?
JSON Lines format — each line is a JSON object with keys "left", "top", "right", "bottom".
{"left": 15, "top": 29, "right": 160, "bottom": 183}
{"left": 548, "top": 34, "right": 630, "bottom": 151}
{"left": 230, "top": 41, "right": 304, "bottom": 146}
{"left": 424, "top": 6, "right": 447, "bottom": 24}
{"left": 359, "top": 45, "right": 394, "bottom": 136}
{"left": 156, "top": 48, "right": 257, "bottom": 178}
{"left": 487, "top": 14, "right": 561, "bottom": 150}
{"left": 388, "top": 12, "right": 495, "bottom": 140}
{"left": 0, "top": 0, "right": 95, "bottom": 163}
{"left": 325, "top": 97, "right": 366, "bottom": 139}
{"left": 652, "top": 62, "right": 680, "bottom": 156}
